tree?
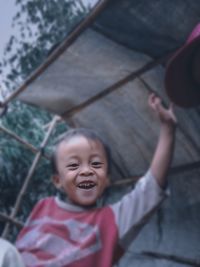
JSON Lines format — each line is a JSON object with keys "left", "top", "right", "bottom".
{"left": 1, "top": 0, "right": 89, "bottom": 91}
{"left": 0, "top": 0, "right": 90, "bottom": 238}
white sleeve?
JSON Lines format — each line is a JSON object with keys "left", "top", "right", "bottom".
{"left": 0, "top": 238, "right": 25, "bottom": 267}
{"left": 110, "top": 170, "right": 168, "bottom": 248}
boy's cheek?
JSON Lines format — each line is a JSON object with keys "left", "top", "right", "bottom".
{"left": 106, "top": 178, "right": 110, "bottom": 187}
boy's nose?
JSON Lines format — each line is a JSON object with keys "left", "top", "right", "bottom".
{"left": 80, "top": 165, "right": 93, "bottom": 176}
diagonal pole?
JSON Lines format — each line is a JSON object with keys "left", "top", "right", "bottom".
{"left": 0, "top": 124, "right": 50, "bottom": 160}
{"left": 1, "top": 116, "right": 58, "bottom": 238}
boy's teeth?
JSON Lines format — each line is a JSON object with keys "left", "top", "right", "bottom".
{"left": 78, "top": 182, "right": 95, "bottom": 189}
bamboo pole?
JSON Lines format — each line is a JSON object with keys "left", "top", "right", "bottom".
{"left": 61, "top": 54, "right": 170, "bottom": 118}
{"left": 43, "top": 116, "right": 62, "bottom": 130}
{"left": 1, "top": 116, "right": 58, "bottom": 238}
{"left": 111, "top": 176, "right": 139, "bottom": 186}
{"left": 0, "top": 125, "right": 50, "bottom": 160}
{"left": 0, "top": 212, "right": 23, "bottom": 229}
{"left": 111, "top": 160, "right": 200, "bottom": 187}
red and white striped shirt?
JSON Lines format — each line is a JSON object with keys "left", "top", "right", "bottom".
{"left": 16, "top": 171, "right": 167, "bottom": 267}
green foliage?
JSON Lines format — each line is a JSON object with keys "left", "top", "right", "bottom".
{"left": 0, "top": 100, "right": 69, "bottom": 237}
{"left": 0, "top": 101, "right": 52, "bottom": 212}
{"left": 1, "top": 0, "right": 88, "bottom": 90}
{"left": 0, "top": 0, "right": 89, "bottom": 237}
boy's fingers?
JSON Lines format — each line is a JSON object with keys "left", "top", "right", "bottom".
{"left": 148, "top": 93, "right": 162, "bottom": 110}
{"left": 148, "top": 93, "right": 155, "bottom": 106}
{"left": 149, "top": 95, "right": 177, "bottom": 124}
{"left": 169, "top": 103, "right": 178, "bottom": 123}
{"left": 153, "top": 97, "right": 163, "bottom": 112}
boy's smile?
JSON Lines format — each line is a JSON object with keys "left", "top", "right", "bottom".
{"left": 53, "top": 136, "right": 109, "bottom": 206}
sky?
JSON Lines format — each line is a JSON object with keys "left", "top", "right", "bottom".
{"left": 0, "top": 0, "right": 98, "bottom": 58}
{"left": 0, "top": 0, "right": 17, "bottom": 61}
{"left": 0, "top": 0, "right": 98, "bottom": 99}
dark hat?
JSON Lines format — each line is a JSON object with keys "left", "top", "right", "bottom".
{"left": 165, "top": 23, "right": 200, "bottom": 108}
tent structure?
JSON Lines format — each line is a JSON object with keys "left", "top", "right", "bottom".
{"left": 0, "top": 0, "right": 200, "bottom": 266}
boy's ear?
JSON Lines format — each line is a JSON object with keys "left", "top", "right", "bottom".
{"left": 52, "top": 174, "right": 62, "bottom": 190}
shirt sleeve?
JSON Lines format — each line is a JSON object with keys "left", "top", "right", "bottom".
{"left": 110, "top": 170, "right": 169, "bottom": 248}
{"left": 0, "top": 238, "right": 25, "bottom": 267}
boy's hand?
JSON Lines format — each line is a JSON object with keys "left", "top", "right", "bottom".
{"left": 148, "top": 93, "right": 177, "bottom": 128}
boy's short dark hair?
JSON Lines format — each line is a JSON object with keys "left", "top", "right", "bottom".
{"left": 51, "top": 128, "right": 112, "bottom": 175}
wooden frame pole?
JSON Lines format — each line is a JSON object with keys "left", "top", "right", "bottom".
{"left": 1, "top": 116, "right": 58, "bottom": 238}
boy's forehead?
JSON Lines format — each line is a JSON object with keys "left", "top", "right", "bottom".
{"left": 56, "top": 135, "right": 105, "bottom": 155}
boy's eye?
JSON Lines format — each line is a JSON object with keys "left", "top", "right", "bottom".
{"left": 91, "top": 162, "right": 102, "bottom": 168}
{"left": 67, "top": 163, "right": 79, "bottom": 169}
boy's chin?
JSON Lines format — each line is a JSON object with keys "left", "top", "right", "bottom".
{"left": 72, "top": 188, "right": 101, "bottom": 206}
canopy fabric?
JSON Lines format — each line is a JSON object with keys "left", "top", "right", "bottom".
{"left": 96, "top": 0, "right": 200, "bottom": 57}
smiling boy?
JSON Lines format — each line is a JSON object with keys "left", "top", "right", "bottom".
{"left": 52, "top": 134, "right": 109, "bottom": 206}
{"left": 14, "top": 93, "right": 177, "bottom": 267}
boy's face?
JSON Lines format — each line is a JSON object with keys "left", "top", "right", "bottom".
{"left": 53, "top": 136, "right": 109, "bottom": 206}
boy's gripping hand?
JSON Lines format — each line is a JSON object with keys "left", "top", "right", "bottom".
{"left": 148, "top": 93, "right": 177, "bottom": 128}
{"left": 148, "top": 93, "right": 177, "bottom": 189}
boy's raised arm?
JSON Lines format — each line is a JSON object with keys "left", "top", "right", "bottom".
{"left": 148, "top": 93, "right": 177, "bottom": 189}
